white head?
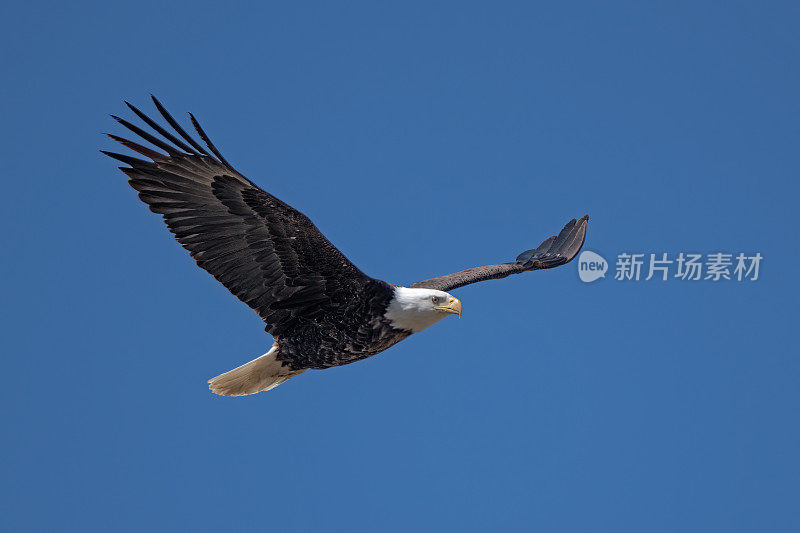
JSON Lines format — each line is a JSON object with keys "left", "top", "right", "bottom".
{"left": 384, "top": 287, "right": 463, "bottom": 333}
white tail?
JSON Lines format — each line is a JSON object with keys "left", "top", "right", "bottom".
{"left": 208, "top": 344, "right": 306, "bottom": 396}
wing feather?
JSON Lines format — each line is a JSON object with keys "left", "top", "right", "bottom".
{"left": 410, "top": 215, "right": 588, "bottom": 292}
{"left": 105, "top": 97, "right": 371, "bottom": 336}
{"left": 149, "top": 95, "right": 210, "bottom": 156}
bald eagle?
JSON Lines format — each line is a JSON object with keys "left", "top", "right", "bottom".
{"left": 103, "top": 97, "right": 589, "bottom": 396}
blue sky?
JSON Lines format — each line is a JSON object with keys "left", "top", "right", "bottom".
{"left": 2, "top": 1, "right": 798, "bottom": 531}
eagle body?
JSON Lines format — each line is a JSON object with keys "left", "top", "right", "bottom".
{"left": 276, "top": 279, "right": 410, "bottom": 370}
{"left": 104, "top": 97, "right": 588, "bottom": 396}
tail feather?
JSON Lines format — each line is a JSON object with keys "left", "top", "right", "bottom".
{"left": 208, "top": 344, "right": 305, "bottom": 396}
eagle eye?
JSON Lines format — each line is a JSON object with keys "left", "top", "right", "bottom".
{"left": 431, "top": 295, "right": 440, "bottom": 304}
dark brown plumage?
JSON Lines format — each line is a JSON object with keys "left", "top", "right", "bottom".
{"left": 104, "top": 98, "right": 375, "bottom": 339}
{"left": 104, "top": 96, "right": 588, "bottom": 395}
{"left": 410, "top": 215, "right": 588, "bottom": 292}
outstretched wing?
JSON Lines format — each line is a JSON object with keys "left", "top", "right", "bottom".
{"left": 103, "top": 96, "right": 372, "bottom": 336}
{"left": 410, "top": 215, "right": 588, "bottom": 292}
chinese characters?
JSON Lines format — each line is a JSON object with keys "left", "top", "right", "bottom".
{"left": 613, "top": 252, "right": 762, "bottom": 281}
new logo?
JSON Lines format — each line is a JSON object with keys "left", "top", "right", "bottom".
{"left": 578, "top": 250, "right": 607, "bottom": 283}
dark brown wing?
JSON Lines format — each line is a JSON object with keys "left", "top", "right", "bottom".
{"left": 103, "top": 96, "right": 372, "bottom": 336}
{"left": 410, "top": 215, "right": 588, "bottom": 292}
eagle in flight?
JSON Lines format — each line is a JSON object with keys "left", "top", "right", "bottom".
{"left": 104, "top": 97, "right": 589, "bottom": 396}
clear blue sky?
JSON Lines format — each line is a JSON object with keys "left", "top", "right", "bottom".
{"left": 2, "top": 1, "right": 798, "bottom": 531}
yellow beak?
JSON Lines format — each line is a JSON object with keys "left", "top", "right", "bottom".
{"left": 435, "top": 296, "right": 463, "bottom": 318}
